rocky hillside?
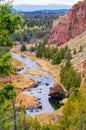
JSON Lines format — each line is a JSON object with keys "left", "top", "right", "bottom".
{"left": 48, "top": 0, "right": 86, "bottom": 46}
{"left": 60, "top": 31, "right": 86, "bottom": 75}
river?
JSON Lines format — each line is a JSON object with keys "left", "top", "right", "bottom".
{"left": 11, "top": 52, "right": 58, "bottom": 116}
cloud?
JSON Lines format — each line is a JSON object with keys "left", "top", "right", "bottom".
{"left": 13, "top": 0, "right": 81, "bottom": 5}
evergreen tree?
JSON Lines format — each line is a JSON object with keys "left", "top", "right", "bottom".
{"left": 52, "top": 51, "right": 61, "bottom": 64}
{"left": 60, "top": 60, "right": 81, "bottom": 90}
{"left": 21, "top": 44, "right": 27, "bottom": 51}
{"left": 58, "top": 89, "right": 86, "bottom": 130}
{"left": 36, "top": 43, "right": 45, "bottom": 58}
{"left": 79, "top": 45, "right": 83, "bottom": 52}
{"left": 65, "top": 49, "right": 72, "bottom": 60}
{"left": 73, "top": 48, "right": 77, "bottom": 55}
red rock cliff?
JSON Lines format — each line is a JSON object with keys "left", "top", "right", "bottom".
{"left": 48, "top": 0, "right": 86, "bottom": 46}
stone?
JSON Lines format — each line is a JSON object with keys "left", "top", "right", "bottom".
{"left": 48, "top": 0, "right": 86, "bottom": 46}
{"left": 49, "top": 83, "right": 66, "bottom": 100}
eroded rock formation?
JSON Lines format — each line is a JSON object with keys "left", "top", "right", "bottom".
{"left": 48, "top": 0, "right": 86, "bottom": 46}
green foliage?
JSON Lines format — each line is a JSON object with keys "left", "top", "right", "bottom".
{"left": 60, "top": 60, "right": 81, "bottom": 90}
{"left": 44, "top": 47, "right": 52, "bottom": 59}
{"left": 2, "top": 83, "right": 16, "bottom": 99}
{"left": 29, "top": 46, "right": 36, "bottom": 52}
{"left": 36, "top": 42, "right": 45, "bottom": 58}
{"left": 36, "top": 43, "right": 72, "bottom": 65}
{"left": 11, "top": 13, "right": 59, "bottom": 42}
{"left": 52, "top": 51, "right": 61, "bottom": 64}
{"left": 0, "top": 83, "right": 16, "bottom": 130}
{"left": 0, "top": 47, "right": 9, "bottom": 58}
{"left": 52, "top": 46, "right": 72, "bottom": 64}
{"left": 73, "top": 48, "right": 77, "bottom": 55}
{"left": 58, "top": 89, "right": 86, "bottom": 130}
{"left": 0, "top": 3, "right": 22, "bottom": 46}
{"left": 65, "top": 49, "right": 72, "bottom": 60}
{"left": 42, "top": 35, "right": 48, "bottom": 46}
{"left": 0, "top": 53, "right": 13, "bottom": 76}
{"left": 79, "top": 45, "right": 83, "bottom": 52}
{"left": 36, "top": 41, "right": 58, "bottom": 60}
{"left": 21, "top": 44, "right": 27, "bottom": 51}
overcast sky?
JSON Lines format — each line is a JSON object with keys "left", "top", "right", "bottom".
{"left": 12, "top": 0, "right": 82, "bottom": 5}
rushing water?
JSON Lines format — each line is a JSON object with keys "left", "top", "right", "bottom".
{"left": 11, "top": 52, "right": 57, "bottom": 116}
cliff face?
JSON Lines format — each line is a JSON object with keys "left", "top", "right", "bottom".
{"left": 48, "top": 0, "right": 86, "bottom": 46}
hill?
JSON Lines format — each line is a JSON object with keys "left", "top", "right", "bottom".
{"left": 20, "top": 9, "right": 69, "bottom": 16}
{"left": 60, "top": 31, "right": 86, "bottom": 75}
{"left": 13, "top": 4, "right": 71, "bottom": 12}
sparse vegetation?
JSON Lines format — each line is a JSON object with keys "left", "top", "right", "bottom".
{"left": 79, "top": 45, "right": 83, "bottom": 52}
{"left": 60, "top": 60, "right": 81, "bottom": 90}
{"left": 73, "top": 48, "right": 77, "bottom": 55}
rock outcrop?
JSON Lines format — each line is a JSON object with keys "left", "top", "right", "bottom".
{"left": 48, "top": 0, "right": 86, "bottom": 46}
{"left": 49, "top": 83, "right": 66, "bottom": 100}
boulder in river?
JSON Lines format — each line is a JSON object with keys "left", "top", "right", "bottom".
{"left": 49, "top": 83, "right": 66, "bottom": 100}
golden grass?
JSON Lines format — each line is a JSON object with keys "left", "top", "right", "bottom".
{"left": 15, "top": 92, "right": 36, "bottom": 107}
{"left": 10, "top": 45, "right": 61, "bottom": 83}
{"left": 11, "top": 74, "right": 36, "bottom": 90}
{"left": 25, "top": 69, "right": 43, "bottom": 76}
{"left": 10, "top": 57, "right": 25, "bottom": 71}
{"left": 34, "top": 106, "right": 63, "bottom": 124}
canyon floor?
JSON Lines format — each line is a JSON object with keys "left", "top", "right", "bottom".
{"left": 10, "top": 44, "right": 66, "bottom": 124}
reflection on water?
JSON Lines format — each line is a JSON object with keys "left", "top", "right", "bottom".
{"left": 49, "top": 98, "right": 62, "bottom": 110}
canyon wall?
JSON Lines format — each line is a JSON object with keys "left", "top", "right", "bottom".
{"left": 48, "top": 0, "right": 86, "bottom": 46}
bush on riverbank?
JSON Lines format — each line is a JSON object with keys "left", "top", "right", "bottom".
{"left": 21, "top": 44, "right": 27, "bottom": 51}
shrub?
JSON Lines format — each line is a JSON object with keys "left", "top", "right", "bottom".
{"left": 21, "top": 44, "right": 27, "bottom": 51}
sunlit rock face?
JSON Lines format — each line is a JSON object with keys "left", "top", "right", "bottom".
{"left": 48, "top": 0, "right": 86, "bottom": 46}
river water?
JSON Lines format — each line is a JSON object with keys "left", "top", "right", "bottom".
{"left": 11, "top": 52, "right": 56, "bottom": 116}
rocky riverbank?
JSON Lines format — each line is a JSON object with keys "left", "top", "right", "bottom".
{"left": 10, "top": 44, "right": 67, "bottom": 123}
{"left": 11, "top": 44, "right": 61, "bottom": 84}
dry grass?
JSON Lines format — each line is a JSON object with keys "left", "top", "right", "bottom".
{"left": 15, "top": 92, "right": 36, "bottom": 107}
{"left": 10, "top": 57, "right": 25, "bottom": 71}
{"left": 34, "top": 106, "right": 64, "bottom": 124}
{"left": 11, "top": 46, "right": 61, "bottom": 84}
{"left": 11, "top": 74, "right": 36, "bottom": 90}
{"left": 60, "top": 31, "right": 86, "bottom": 75}
{"left": 25, "top": 69, "right": 43, "bottom": 76}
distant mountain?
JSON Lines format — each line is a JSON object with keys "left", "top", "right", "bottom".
{"left": 20, "top": 9, "right": 69, "bottom": 16}
{"left": 14, "top": 4, "right": 71, "bottom": 12}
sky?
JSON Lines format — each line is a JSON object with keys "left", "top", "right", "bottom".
{"left": 12, "top": 0, "right": 82, "bottom": 5}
